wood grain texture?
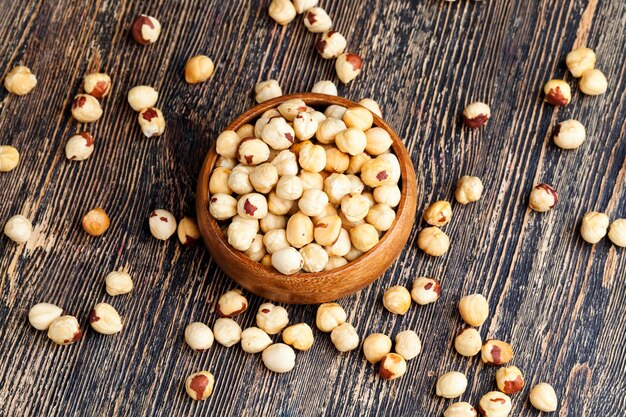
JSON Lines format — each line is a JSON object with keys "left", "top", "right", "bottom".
{"left": 0, "top": 0, "right": 625, "bottom": 416}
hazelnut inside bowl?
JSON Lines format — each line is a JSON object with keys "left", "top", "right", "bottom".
{"left": 196, "top": 93, "right": 417, "bottom": 304}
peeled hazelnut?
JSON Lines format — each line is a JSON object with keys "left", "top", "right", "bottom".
{"left": 4, "top": 214, "right": 32, "bottom": 244}
{"left": 553, "top": 119, "right": 585, "bottom": 149}
{"left": 149, "top": 209, "right": 177, "bottom": 240}
{"left": 324, "top": 105, "right": 347, "bottom": 120}
{"left": 293, "top": 0, "right": 318, "bottom": 13}
{"left": 336, "top": 52, "right": 363, "bottom": 84}
{"left": 423, "top": 200, "right": 452, "bottom": 226}
{"left": 244, "top": 234, "right": 266, "bottom": 262}
{"left": 543, "top": 79, "right": 571, "bottom": 106}
{"left": 528, "top": 183, "right": 558, "bottom": 212}
{"left": 478, "top": 391, "right": 512, "bottom": 417}
{"left": 394, "top": 330, "right": 421, "bottom": 360}
{"left": 28, "top": 303, "right": 63, "bottom": 331}
{"left": 462, "top": 102, "right": 490, "bottom": 128}
{"left": 262, "top": 343, "right": 296, "bottom": 373}
{"left": 317, "top": 31, "right": 347, "bottom": 59}
{"left": 458, "top": 294, "right": 489, "bottom": 326}
{"left": 316, "top": 302, "right": 347, "bottom": 332}
{"left": 184, "top": 322, "right": 214, "bottom": 351}
{"left": 366, "top": 203, "right": 395, "bottom": 232}
{"left": 256, "top": 303, "right": 289, "bottom": 334}
{"left": 580, "top": 211, "right": 609, "bottom": 244}
{"left": 294, "top": 113, "right": 320, "bottom": 141}
{"left": 444, "top": 402, "right": 478, "bottom": 417}
{"left": 260, "top": 213, "right": 287, "bottom": 233}
{"left": 330, "top": 322, "right": 359, "bottom": 352}
{"left": 454, "top": 328, "right": 482, "bottom": 357}
{"left": 4, "top": 65, "right": 37, "bottom": 95}
{"left": 411, "top": 277, "right": 442, "bottom": 305}
{"left": 303, "top": 7, "right": 332, "bottom": 33}
{"left": 184, "top": 55, "right": 214, "bottom": 84}
{"left": 481, "top": 339, "right": 514, "bottom": 365}
{"left": 417, "top": 227, "right": 450, "bottom": 256}
{"left": 277, "top": 99, "right": 308, "bottom": 121}
{"left": 361, "top": 157, "right": 394, "bottom": 188}
{"left": 238, "top": 193, "right": 269, "bottom": 220}
{"left": 241, "top": 327, "right": 273, "bottom": 353}
{"left": 185, "top": 371, "right": 215, "bottom": 401}
{"left": 138, "top": 107, "right": 166, "bottom": 138}
{"left": 131, "top": 14, "right": 161, "bottom": 45}
{"left": 343, "top": 106, "right": 374, "bottom": 132}
{"left": 374, "top": 184, "right": 401, "bottom": 207}
{"left": 227, "top": 217, "right": 259, "bottom": 251}
{"left": 325, "top": 256, "right": 348, "bottom": 270}
{"left": 566, "top": 47, "right": 596, "bottom": 78}
{"left": 436, "top": 371, "right": 468, "bottom": 399}
{"left": 262, "top": 117, "right": 296, "bottom": 149}
{"left": 341, "top": 193, "right": 370, "bottom": 222}
{"left": 382, "top": 286, "right": 411, "bottom": 315}
{"left": 363, "top": 333, "right": 392, "bottom": 363}
{"left": 358, "top": 98, "right": 382, "bottom": 118}
{"left": 299, "top": 243, "right": 329, "bottom": 272}
{"left": 217, "top": 289, "right": 248, "bottom": 318}
{"left": 379, "top": 353, "right": 407, "bottom": 380}
{"left": 105, "top": 270, "right": 133, "bottom": 296}
{"left": 213, "top": 318, "right": 242, "bottom": 347}
{"left": 47, "top": 315, "right": 82, "bottom": 345}
{"left": 89, "top": 302, "right": 123, "bottom": 335}
{"left": 71, "top": 94, "right": 103, "bottom": 123}
{"left": 209, "top": 193, "right": 238, "bottom": 221}
{"left": 82, "top": 208, "right": 110, "bottom": 237}
{"left": 349, "top": 223, "right": 379, "bottom": 252}
{"left": 311, "top": 80, "right": 337, "bottom": 95}
{"left": 255, "top": 79, "right": 283, "bottom": 103}
{"left": 495, "top": 366, "right": 524, "bottom": 395}
{"left": 608, "top": 219, "right": 626, "bottom": 247}
{"left": 0, "top": 145, "right": 20, "bottom": 172}
{"left": 177, "top": 217, "right": 200, "bottom": 245}
{"left": 83, "top": 72, "right": 111, "bottom": 99}
{"left": 324, "top": 148, "right": 350, "bottom": 174}
{"left": 127, "top": 85, "right": 159, "bottom": 112}
{"left": 364, "top": 127, "right": 392, "bottom": 155}
{"left": 65, "top": 132, "right": 94, "bottom": 161}
{"left": 268, "top": 0, "right": 296, "bottom": 25}
{"left": 529, "top": 383, "right": 558, "bottom": 412}
{"left": 579, "top": 69, "right": 607, "bottom": 95}
{"left": 282, "top": 323, "right": 314, "bottom": 351}
{"left": 238, "top": 138, "right": 270, "bottom": 165}
{"left": 455, "top": 176, "right": 484, "bottom": 204}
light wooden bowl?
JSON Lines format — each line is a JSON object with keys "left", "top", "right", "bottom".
{"left": 197, "top": 93, "right": 417, "bottom": 304}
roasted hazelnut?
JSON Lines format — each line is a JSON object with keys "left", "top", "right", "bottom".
{"left": 272, "top": 150, "right": 298, "bottom": 176}
{"left": 285, "top": 212, "right": 313, "bottom": 248}
{"left": 364, "top": 128, "right": 392, "bottom": 155}
{"left": 293, "top": 0, "right": 318, "bottom": 14}
{"left": 184, "top": 322, "right": 214, "bottom": 352}
{"left": 255, "top": 79, "right": 283, "bottom": 103}
{"left": 455, "top": 176, "right": 484, "bottom": 204}
{"left": 260, "top": 214, "right": 287, "bottom": 234}
{"left": 317, "top": 30, "right": 347, "bottom": 59}
{"left": 336, "top": 53, "right": 363, "bottom": 84}
{"left": 47, "top": 315, "right": 82, "bottom": 345}
{"left": 0, "top": 145, "right": 20, "bottom": 172}
{"left": 82, "top": 208, "right": 110, "bottom": 237}
{"left": 282, "top": 323, "right": 314, "bottom": 351}
{"left": 209, "top": 193, "right": 237, "bottom": 221}
{"left": 417, "top": 227, "right": 450, "bottom": 257}
{"left": 227, "top": 216, "right": 258, "bottom": 251}
{"left": 256, "top": 303, "right": 289, "bottom": 334}
{"left": 444, "top": 402, "right": 478, "bottom": 417}
{"left": 277, "top": 99, "right": 307, "bottom": 121}
{"left": 299, "top": 144, "right": 326, "bottom": 173}
{"left": 379, "top": 353, "right": 407, "bottom": 380}
{"left": 217, "top": 289, "right": 248, "bottom": 318}
{"left": 566, "top": 47, "right": 596, "bottom": 78}
{"left": 89, "top": 302, "right": 123, "bottom": 335}
{"left": 436, "top": 371, "right": 468, "bottom": 399}
{"left": 316, "top": 302, "right": 346, "bottom": 332}
{"left": 105, "top": 270, "right": 133, "bottom": 296}
{"left": 324, "top": 105, "right": 347, "bottom": 120}
{"left": 394, "top": 330, "right": 421, "bottom": 360}
{"left": 149, "top": 209, "right": 176, "bottom": 240}
{"left": 268, "top": 191, "right": 295, "bottom": 216}
{"left": 363, "top": 333, "right": 392, "bottom": 363}
{"left": 131, "top": 14, "right": 161, "bottom": 45}
{"left": 4, "top": 65, "right": 37, "bottom": 95}
{"left": 374, "top": 184, "right": 401, "bottom": 208}
{"left": 423, "top": 200, "right": 452, "bottom": 226}
{"left": 71, "top": 94, "right": 103, "bottom": 123}
{"left": 349, "top": 223, "right": 379, "bottom": 252}
{"left": 325, "top": 256, "right": 348, "bottom": 270}
{"left": 65, "top": 132, "right": 94, "bottom": 161}
{"left": 382, "top": 286, "right": 411, "bottom": 315}
{"left": 481, "top": 339, "right": 514, "bottom": 365}
{"left": 462, "top": 102, "right": 490, "bottom": 128}
{"left": 127, "top": 85, "right": 158, "bottom": 111}
{"left": 177, "top": 217, "right": 200, "bottom": 246}
{"left": 262, "top": 343, "right": 296, "bottom": 373}
{"left": 454, "top": 328, "right": 482, "bottom": 357}
{"left": 241, "top": 327, "right": 273, "bottom": 353}
{"left": 83, "top": 72, "right": 111, "bottom": 99}
{"left": 529, "top": 383, "right": 558, "bottom": 412}
{"left": 268, "top": 0, "right": 296, "bottom": 25}
{"left": 608, "top": 219, "right": 626, "bottom": 247}
{"left": 138, "top": 107, "right": 166, "bottom": 137}
{"left": 341, "top": 193, "right": 370, "bottom": 223}
{"left": 324, "top": 147, "right": 350, "bottom": 174}
{"left": 361, "top": 157, "right": 394, "bottom": 188}
{"left": 185, "top": 371, "right": 215, "bottom": 401}
{"left": 458, "top": 294, "right": 489, "bottom": 326}
{"left": 328, "top": 322, "right": 359, "bottom": 352}
{"left": 411, "top": 277, "right": 442, "bottom": 305}
{"left": 297, "top": 190, "right": 328, "bottom": 218}
{"left": 378, "top": 153, "right": 401, "bottom": 183}
{"left": 238, "top": 138, "right": 270, "bottom": 165}
{"left": 312, "top": 215, "right": 341, "bottom": 246}
{"left": 543, "top": 79, "right": 571, "bottom": 106}
{"left": 299, "top": 243, "right": 329, "bottom": 272}
{"left": 303, "top": 7, "right": 332, "bottom": 32}
{"left": 579, "top": 69, "right": 607, "bottom": 95}
{"left": 495, "top": 366, "right": 524, "bottom": 395}
{"left": 478, "top": 391, "right": 512, "bottom": 417}
{"left": 553, "top": 119, "right": 586, "bottom": 149}
{"left": 261, "top": 230, "right": 287, "bottom": 256}
{"left": 311, "top": 80, "right": 337, "bottom": 95}
{"left": 529, "top": 183, "right": 558, "bottom": 212}
{"left": 28, "top": 302, "right": 63, "bottom": 331}
{"left": 184, "top": 55, "right": 214, "bottom": 84}
{"left": 4, "top": 214, "right": 32, "bottom": 244}
{"left": 213, "top": 318, "right": 242, "bottom": 347}
{"left": 227, "top": 165, "right": 253, "bottom": 195}
{"left": 324, "top": 173, "right": 352, "bottom": 204}
{"left": 580, "top": 211, "right": 609, "bottom": 244}
{"left": 343, "top": 107, "right": 374, "bottom": 132}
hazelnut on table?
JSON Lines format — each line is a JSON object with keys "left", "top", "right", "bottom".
{"left": 149, "top": 209, "right": 177, "bottom": 240}
{"left": 71, "top": 94, "right": 103, "bottom": 123}
{"left": 256, "top": 303, "right": 289, "bottom": 334}
{"left": 462, "top": 102, "right": 490, "bottom": 128}
{"left": 65, "top": 132, "right": 94, "bottom": 161}
{"left": 303, "top": 7, "right": 332, "bottom": 33}
{"left": 382, "top": 286, "right": 411, "bottom": 315}
{"left": 131, "top": 14, "right": 161, "bottom": 45}
{"left": 28, "top": 303, "right": 63, "bottom": 331}
{"left": 543, "top": 79, "right": 571, "bottom": 107}
{"left": 417, "top": 227, "right": 450, "bottom": 256}
{"left": 423, "top": 200, "right": 452, "bottom": 227}
{"left": 444, "top": 402, "right": 478, "bottom": 417}
{"left": 579, "top": 69, "right": 607, "bottom": 95}
{"left": 177, "top": 217, "right": 200, "bottom": 245}
{"left": 455, "top": 176, "right": 483, "bottom": 204}
{"left": 184, "top": 322, "right": 214, "bottom": 352}
{"left": 378, "top": 353, "right": 407, "bottom": 380}
{"left": 282, "top": 323, "right": 314, "bottom": 351}
{"left": 580, "top": 211, "right": 609, "bottom": 244}
{"left": 481, "top": 339, "right": 514, "bottom": 365}
{"left": 4, "top": 65, "right": 37, "bottom": 95}
{"left": 317, "top": 31, "right": 347, "bottom": 59}
{"left": 477, "top": 391, "right": 512, "bottom": 417}
{"left": 454, "top": 328, "right": 482, "bottom": 357}
{"left": 529, "top": 382, "right": 558, "bottom": 412}
{"left": 185, "top": 371, "right": 215, "bottom": 401}
{"left": 83, "top": 72, "right": 111, "bottom": 99}
{"left": 336, "top": 52, "right": 363, "bottom": 84}
{"left": 458, "top": 294, "right": 489, "bottom": 326}
{"left": 138, "top": 107, "right": 166, "bottom": 137}
{"left": 566, "top": 47, "right": 596, "bottom": 78}
{"left": 82, "top": 208, "right": 110, "bottom": 237}
{"left": 127, "top": 85, "right": 158, "bottom": 112}
{"left": 316, "top": 302, "right": 346, "bottom": 332}
{"left": 184, "top": 55, "right": 214, "bottom": 84}
{"left": 394, "top": 330, "right": 421, "bottom": 360}
{"left": 47, "top": 315, "right": 82, "bottom": 345}
{"left": 311, "top": 80, "right": 337, "bottom": 96}
{"left": 255, "top": 80, "right": 283, "bottom": 103}
{"left": 293, "top": 0, "right": 318, "bottom": 14}
{"left": 411, "top": 277, "right": 442, "bottom": 305}
{"left": 4, "top": 215, "right": 32, "bottom": 244}
{"left": 268, "top": 0, "right": 296, "bottom": 25}
{"left": 262, "top": 343, "right": 296, "bottom": 373}
{"left": 213, "top": 318, "right": 242, "bottom": 347}
{"left": 89, "top": 302, "right": 123, "bottom": 335}
{"left": 528, "top": 183, "right": 558, "bottom": 212}
{"left": 358, "top": 98, "right": 382, "bottom": 118}
{"left": 330, "top": 323, "right": 359, "bottom": 352}
{"left": 436, "top": 371, "right": 468, "bottom": 399}
{"left": 553, "top": 119, "right": 586, "bottom": 149}
{"left": 216, "top": 289, "right": 248, "bottom": 318}
{"left": 0, "top": 145, "right": 20, "bottom": 172}
{"left": 241, "top": 327, "right": 273, "bottom": 353}
{"left": 105, "top": 270, "right": 133, "bottom": 296}
{"left": 608, "top": 219, "right": 626, "bottom": 247}
{"left": 363, "top": 333, "right": 392, "bottom": 363}
{"left": 495, "top": 366, "right": 524, "bottom": 395}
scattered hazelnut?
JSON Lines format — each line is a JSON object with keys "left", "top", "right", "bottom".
{"left": 379, "top": 353, "right": 407, "bottom": 380}
{"left": 184, "top": 322, "right": 214, "bottom": 352}
{"left": 89, "top": 302, "right": 123, "bottom": 335}
{"left": 217, "top": 289, "right": 248, "bottom": 318}
{"left": 0, "top": 145, "right": 20, "bottom": 172}
{"left": 349, "top": 223, "right": 379, "bottom": 252}
{"left": 444, "top": 402, "right": 478, "bottom": 417}
{"left": 382, "top": 285, "right": 411, "bottom": 315}
{"left": 268, "top": 0, "right": 296, "bottom": 25}
{"left": 462, "top": 102, "right": 490, "bottom": 128}
{"left": 303, "top": 7, "right": 332, "bottom": 32}
{"left": 358, "top": 98, "right": 382, "bottom": 118}
{"left": 65, "top": 132, "right": 94, "bottom": 161}
{"left": 71, "top": 94, "right": 103, "bottom": 123}
{"left": 608, "top": 219, "right": 626, "bottom": 247}
{"left": 28, "top": 302, "right": 63, "bottom": 331}
{"left": 262, "top": 343, "right": 296, "bottom": 373}
{"left": 436, "top": 371, "right": 468, "bottom": 399}
{"left": 543, "top": 79, "right": 571, "bottom": 106}
{"left": 213, "top": 318, "right": 242, "bottom": 347}
{"left": 185, "top": 371, "right": 215, "bottom": 401}
{"left": 138, "top": 107, "right": 166, "bottom": 138}
{"left": 209, "top": 193, "right": 238, "bottom": 221}
{"left": 495, "top": 366, "right": 524, "bottom": 395}
{"left": 529, "top": 383, "right": 558, "bottom": 412}
{"left": 299, "top": 243, "right": 329, "bottom": 272}
{"left": 4, "top": 65, "right": 37, "bottom": 95}
{"left": 423, "top": 200, "right": 452, "bottom": 227}
{"left": 293, "top": 0, "right": 318, "bottom": 14}
{"left": 410, "top": 277, "right": 442, "bottom": 305}
{"left": 330, "top": 322, "right": 359, "bottom": 352}
{"left": 256, "top": 303, "right": 289, "bottom": 334}
{"left": 282, "top": 323, "right": 314, "bottom": 351}
{"left": 394, "top": 330, "right": 421, "bottom": 360}
{"left": 105, "top": 270, "right": 134, "bottom": 296}
{"left": 528, "top": 183, "right": 558, "bottom": 212}
{"left": 364, "top": 127, "right": 392, "bottom": 155}
{"left": 255, "top": 80, "right": 283, "bottom": 103}
{"left": 336, "top": 52, "right": 363, "bottom": 84}
{"left": 579, "top": 69, "right": 607, "bottom": 95}
{"left": 566, "top": 47, "right": 596, "bottom": 78}
{"left": 311, "top": 80, "right": 338, "bottom": 95}
{"left": 552, "top": 119, "right": 586, "bottom": 149}
{"left": 4, "top": 214, "right": 32, "bottom": 244}
{"left": 184, "top": 55, "right": 215, "bottom": 84}
{"left": 47, "top": 315, "right": 82, "bottom": 345}
{"left": 580, "top": 211, "right": 609, "bottom": 244}
{"left": 454, "top": 328, "right": 482, "bottom": 357}
{"left": 363, "top": 333, "right": 392, "bottom": 363}
{"left": 83, "top": 73, "right": 111, "bottom": 99}
{"left": 455, "top": 176, "right": 484, "bottom": 205}
{"left": 417, "top": 227, "right": 450, "bottom": 256}
{"left": 131, "top": 14, "right": 161, "bottom": 45}
{"left": 481, "top": 339, "right": 514, "bottom": 365}
{"left": 127, "top": 85, "right": 158, "bottom": 112}
{"left": 149, "top": 209, "right": 177, "bottom": 240}
{"left": 177, "top": 217, "right": 200, "bottom": 245}
{"left": 458, "top": 294, "right": 489, "bottom": 326}
{"left": 317, "top": 30, "right": 347, "bottom": 59}
{"left": 477, "top": 391, "right": 512, "bottom": 417}
{"left": 316, "top": 302, "right": 347, "bottom": 332}
{"left": 82, "top": 208, "right": 110, "bottom": 237}
{"left": 240, "top": 327, "right": 273, "bottom": 353}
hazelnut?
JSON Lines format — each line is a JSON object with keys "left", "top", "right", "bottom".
{"left": 313, "top": 215, "right": 342, "bottom": 246}
{"left": 184, "top": 55, "right": 214, "bottom": 84}
{"left": 228, "top": 166, "right": 253, "bottom": 195}
{"left": 528, "top": 183, "right": 558, "bottom": 212}
{"left": 324, "top": 147, "right": 350, "bottom": 174}
{"left": 423, "top": 200, "right": 452, "bottom": 226}
{"left": 149, "top": 209, "right": 177, "bottom": 240}
{"left": 215, "top": 130, "right": 241, "bottom": 158}
{"left": 477, "top": 391, "right": 512, "bottom": 417}
{"left": 105, "top": 270, "right": 134, "bottom": 296}
{"left": 362, "top": 333, "right": 392, "bottom": 363}
{"left": 553, "top": 119, "right": 586, "bottom": 149}
{"left": 237, "top": 123, "right": 255, "bottom": 140}
{"left": 286, "top": 212, "right": 314, "bottom": 248}
{"left": 277, "top": 175, "right": 304, "bottom": 201}
{"left": 244, "top": 234, "right": 266, "bottom": 262}
{"left": 316, "top": 302, "right": 347, "bottom": 332}
{"left": 454, "top": 328, "right": 482, "bottom": 357}
{"left": 299, "top": 243, "right": 329, "bottom": 272}
{"left": 364, "top": 128, "right": 392, "bottom": 155}
{"left": 394, "top": 330, "right": 421, "bottom": 360}
{"left": 529, "top": 383, "right": 558, "bottom": 412}
{"left": 249, "top": 163, "right": 278, "bottom": 194}
{"left": 316, "top": 117, "right": 347, "bottom": 144}
{"left": 411, "top": 277, "right": 442, "bottom": 305}
{"left": 417, "top": 227, "right": 450, "bottom": 256}
{"left": 317, "top": 31, "right": 347, "bottom": 59}
{"left": 336, "top": 128, "right": 367, "bottom": 156}
{"left": 184, "top": 322, "right": 214, "bottom": 351}
{"left": 543, "top": 79, "right": 571, "bottom": 106}
{"left": 311, "top": 80, "right": 337, "bottom": 95}
{"left": 336, "top": 52, "right": 363, "bottom": 84}
{"left": 282, "top": 323, "right": 314, "bottom": 351}
{"left": 82, "top": 208, "right": 110, "bottom": 237}
{"left": 4, "top": 65, "right": 37, "bottom": 95}
{"left": 325, "top": 256, "right": 348, "bottom": 270}
{"left": 299, "top": 189, "right": 329, "bottom": 217}
{"left": 379, "top": 353, "right": 407, "bottom": 380}
{"left": 185, "top": 371, "right": 215, "bottom": 401}
{"left": 325, "top": 227, "right": 351, "bottom": 256}
{"left": 495, "top": 366, "right": 524, "bottom": 395}
{"left": 209, "top": 167, "right": 232, "bottom": 195}
{"left": 462, "top": 102, "right": 491, "bottom": 128}
{"left": 83, "top": 72, "right": 111, "bottom": 99}
{"left": 608, "top": 219, "right": 626, "bottom": 247}
{"left": 481, "top": 339, "right": 514, "bottom": 365}
{"left": 358, "top": 98, "right": 382, "bottom": 118}
{"left": 262, "top": 343, "right": 296, "bottom": 373}
{"left": 272, "top": 149, "right": 298, "bottom": 176}
{"left": 458, "top": 294, "right": 489, "bottom": 326}
{"left": 227, "top": 216, "right": 258, "bottom": 251}
{"left": 349, "top": 223, "right": 379, "bottom": 252}
{"left": 268, "top": 191, "right": 295, "bottom": 215}
{"left": 293, "top": 0, "right": 318, "bottom": 14}
{"left": 300, "top": 171, "right": 324, "bottom": 192}
{"left": 238, "top": 138, "right": 270, "bottom": 165}
{"left": 365, "top": 203, "right": 395, "bottom": 232}
{"left": 237, "top": 193, "right": 269, "bottom": 220}
{"left": 138, "top": 107, "right": 166, "bottom": 138}
{"left": 65, "top": 132, "right": 95, "bottom": 161}
{"left": 256, "top": 303, "right": 289, "bottom": 334}
{"left": 89, "top": 302, "right": 123, "bottom": 335}
{"left": 341, "top": 193, "right": 370, "bottom": 222}
{"left": 213, "top": 318, "right": 242, "bottom": 347}
{"left": 277, "top": 99, "right": 307, "bottom": 121}
{"left": 0, "top": 145, "right": 20, "bottom": 172}
{"left": 580, "top": 211, "right": 609, "bottom": 244}
{"left": 255, "top": 79, "right": 283, "bottom": 103}
{"left": 127, "top": 85, "right": 158, "bottom": 111}
{"left": 566, "top": 47, "right": 596, "bottom": 78}
{"left": 361, "top": 157, "right": 394, "bottom": 188}
{"left": 579, "top": 68, "right": 607, "bottom": 95}
{"left": 216, "top": 289, "right": 248, "bottom": 318}
{"left": 240, "top": 327, "right": 273, "bottom": 353}
{"left": 260, "top": 213, "right": 287, "bottom": 233}
{"left": 263, "top": 229, "right": 289, "bottom": 254}
{"left": 262, "top": 116, "right": 296, "bottom": 150}
{"left": 382, "top": 286, "right": 411, "bottom": 315}
{"left": 28, "top": 302, "right": 63, "bottom": 331}
{"left": 177, "top": 217, "right": 200, "bottom": 245}
{"left": 294, "top": 113, "right": 320, "bottom": 141}
{"left": 71, "top": 94, "right": 103, "bottom": 123}
{"left": 343, "top": 107, "right": 374, "bottom": 132}
{"left": 347, "top": 174, "right": 365, "bottom": 195}
{"left": 378, "top": 153, "right": 401, "bottom": 183}
{"left": 436, "top": 371, "right": 468, "bottom": 399}
{"left": 209, "top": 193, "right": 238, "bottom": 221}
{"left": 47, "top": 315, "right": 82, "bottom": 345}
{"left": 444, "top": 402, "right": 478, "bottom": 417}
{"left": 455, "top": 176, "right": 484, "bottom": 204}
{"left": 373, "top": 185, "right": 401, "bottom": 208}
{"left": 324, "top": 105, "right": 347, "bottom": 120}
{"left": 4, "top": 215, "right": 32, "bottom": 244}
{"left": 303, "top": 7, "right": 332, "bottom": 33}
{"left": 131, "top": 14, "right": 161, "bottom": 45}
{"left": 268, "top": 0, "right": 296, "bottom": 25}
{"left": 329, "top": 322, "right": 359, "bottom": 352}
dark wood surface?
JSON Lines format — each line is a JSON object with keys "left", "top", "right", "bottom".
{"left": 1, "top": 0, "right": 624, "bottom": 416}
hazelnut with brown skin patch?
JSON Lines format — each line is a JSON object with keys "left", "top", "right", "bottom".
{"left": 529, "top": 183, "right": 558, "bottom": 212}
{"left": 185, "top": 371, "right": 215, "bottom": 401}
{"left": 481, "top": 339, "right": 514, "bottom": 365}
{"left": 336, "top": 53, "right": 363, "bottom": 84}
{"left": 65, "top": 132, "right": 94, "bottom": 161}
{"left": 131, "top": 14, "right": 161, "bottom": 45}
{"left": 462, "top": 102, "right": 491, "bottom": 128}
{"left": 216, "top": 289, "right": 248, "bottom": 318}
{"left": 138, "top": 107, "right": 166, "bottom": 138}
{"left": 552, "top": 119, "right": 585, "bottom": 149}
{"left": 543, "top": 79, "right": 571, "bottom": 107}
{"left": 149, "top": 209, "right": 177, "bottom": 240}
{"left": 71, "top": 94, "right": 103, "bottom": 123}
{"left": 411, "top": 277, "right": 442, "bottom": 305}
{"left": 495, "top": 366, "right": 524, "bottom": 395}
{"left": 303, "top": 7, "right": 332, "bottom": 33}
{"left": 47, "top": 315, "right": 82, "bottom": 345}
{"left": 177, "top": 217, "right": 200, "bottom": 245}
{"left": 89, "top": 302, "right": 123, "bottom": 335}
{"left": 378, "top": 353, "right": 407, "bottom": 380}
{"left": 478, "top": 391, "right": 512, "bottom": 417}
{"left": 317, "top": 31, "right": 347, "bottom": 59}
{"left": 423, "top": 201, "right": 452, "bottom": 227}
{"left": 83, "top": 73, "right": 111, "bottom": 99}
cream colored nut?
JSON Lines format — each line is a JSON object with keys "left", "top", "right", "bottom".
{"left": 184, "top": 55, "right": 214, "bottom": 84}
{"left": 529, "top": 383, "right": 558, "bottom": 412}
{"left": 336, "top": 128, "right": 367, "bottom": 156}
{"left": 336, "top": 52, "right": 363, "bottom": 84}
{"left": 244, "top": 234, "right": 266, "bottom": 261}
{"left": 255, "top": 79, "right": 283, "bottom": 103}
{"left": 227, "top": 217, "right": 258, "bottom": 251}
{"left": 478, "top": 392, "right": 512, "bottom": 417}
{"left": 256, "top": 303, "right": 289, "bottom": 334}
{"left": 374, "top": 185, "right": 401, "bottom": 207}
{"left": 455, "top": 176, "right": 483, "bottom": 204}
{"left": 262, "top": 117, "right": 296, "bottom": 150}
{"left": 241, "top": 327, "right": 273, "bottom": 353}
{"left": 553, "top": 119, "right": 585, "bottom": 149}
{"left": 28, "top": 303, "right": 63, "bottom": 331}
{"left": 341, "top": 193, "right": 370, "bottom": 223}
{"left": 364, "top": 127, "right": 392, "bottom": 155}
{"left": 47, "top": 315, "right": 82, "bottom": 345}
{"left": 312, "top": 204, "right": 338, "bottom": 224}
{"left": 131, "top": 14, "right": 161, "bottom": 45}
{"left": 149, "top": 209, "right": 177, "bottom": 240}
{"left": 177, "top": 217, "right": 200, "bottom": 245}
{"left": 324, "top": 174, "right": 352, "bottom": 204}
{"left": 217, "top": 289, "right": 248, "bottom": 318}
{"left": 580, "top": 211, "right": 609, "bottom": 244}
{"left": 262, "top": 229, "right": 288, "bottom": 255}
{"left": 238, "top": 138, "right": 270, "bottom": 165}
{"left": 216, "top": 130, "right": 241, "bottom": 158}
{"left": 268, "top": 0, "right": 296, "bottom": 25}
{"left": 329, "top": 322, "right": 359, "bottom": 352}
{"left": 324, "top": 105, "right": 347, "bottom": 120}
{"left": 299, "top": 243, "right": 329, "bottom": 272}
{"left": 343, "top": 107, "right": 374, "bottom": 132}
{"left": 272, "top": 149, "right": 298, "bottom": 176}
{"left": 309, "top": 109, "right": 326, "bottom": 123}
{"left": 299, "top": 144, "right": 326, "bottom": 172}
{"left": 4, "top": 65, "right": 37, "bottom": 95}
{"left": 313, "top": 215, "right": 342, "bottom": 246}
{"left": 213, "top": 318, "right": 242, "bottom": 347}
{"left": 311, "top": 80, "right": 337, "bottom": 95}
{"left": 325, "top": 227, "right": 351, "bottom": 256}
{"left": 417, "top": 227, "right": 450, "bottom": 256}
{"left": 209, "top": 167, "right": 232, "bottom": 195}
{"left": 496, "top": 366, "right": 524, "bottom": 395}
{"left": 268, "top": 191, "right": 295, "bottom": 215}
{"left": 286, "top": 212, "right": 314, "bottom": 248}
{"left": 366, "top": 203, "right": 395, "bottom": 232}
{"left": 228, "top": 165, "right": 254, "bottom": 195}
{"left": 299, "top": 189, "right": 329, "bottom": 217}
{"left": 65, "top": 132, "right": 95, "bottom": 161}
{"left": 481, "top": 339, "right": 514, "bottom": 365}
{"left": 138, "top": 107, "right": 166, "bottom": 137}
{"left": 608, "top": 219, "right": 626, "bottom": 247}
{"left": 237, "top": 193, "right": 268, "bottom": 220}
{"left": 277, "top": 98, "right": 307, "bottom": 121}
{"left": 444, "top": 402, "right": 477, "bottom": 417}
{"left": 293, "top": 0, "right": 317, "bottom": 13}
{"left": 282, "top": 323, "right": 314, "bottom": 351}
{"left": 436, "top": 371, "right": 468, "bottom": 399}
{"left": 423, "top": 200, "right": 452, "bottom": 226}
{"left": 0, "top": 145, "right": 20, "bottom": 172}
{"left": 349, "top": 223, "right": 379, "bottom": 252}
{"left": 566, "top": 47, "right": 596, "bottom": 78}
{"left": 316, "top": 118, "right": 347, "bottom": 144}
{"left": 378, "top": 153, "right": 401, "bottom": 184}
{"left": 276, "top": 175, "right": 304, "bottom": 201}
{"left": 579, "top": 69, "right": 607, "bottom": 95}
{"left": 363, "top": 333, "right": 392, "bottom": 363}
{"left": 209, "top": 193, "right": 237, "bottom": 221}
{"left": 382, "top": 286, "right": 411, "bottom": 315}
{"left": 316, "top": 30, "right": 347, "bottom": 59}
{"left": 339, "top": 210, "right": 365, "bottom": 230}
{"left": 543, "top": 79, "right": 571, "bottom": 106}
{"left": 127, "top": 85, "right": 158, "bottom": 111}
{"left": 262, "top": 343, "right": 296, "bottom": 373}
{"left": 185, "top": 371, "right": 215, "bottom": 401}
{"left": 325, "top": 256, "right": 348, "bottom": 270}
{"left": 260, "top": 213, "right": 287, "bottom": 233}
{"left": 361, "top": 157, "right": 395, "bottom": 187}
{"left": 71, "top": 94, "right": 103, "bottom": 123}
{"left": 316, "top": 302, "right": 346, "bottom": 332}
{"left": 4, "top": 215, "right": 32, "bottom": 244}
{"left": 83, "top": 72, "right": 111, "bottom": 99}
{"left": 411, "top": 277, "right": 442, "bottom": 305}
{"left": 394, "top": 330, "right": 421, "bottom": 360}
{"left": 237, "top": 123, "right": 255, "bottom": 138}
{"left": 294, "top": 112, "right": 320, "bottom": 141}
{"left": 303, "top": 7, "right": 332, "bottom": 32}
{"left": 185, "top": 322, "right": 214, "bottom": 351}
{"left": 462, "top": 102, "right": 490, "bottom": 128}
{"left": 458, "top": 294, "right": 489, "bottom": 326}
{"left": 529, "top": 183, "right": 558, "bottom": 212}
{"left": 358, "top": 98, "right": 382, "bottom": 117}
{"left": 347, "top": 174, "right": 365, "bottom": 194}
{"left": 454, "top": 328, "right": 482, "bottom": 357}
{"left": 82, "top": 208, "right": 110, "bottom": 237}
{"left": 379, "top": 353, "right": 407, "bottom": 380}
{"left": 89, "top": 302, "right": 123, "bottom": 335}
{"left": 324, "top": 147, "right": 350, "bottom": 174}
{"left": 105, "top": 270, "right": 133, "bottom": 296}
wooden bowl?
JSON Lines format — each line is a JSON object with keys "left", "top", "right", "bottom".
{"left": 197, "top": 93, "right": 417, "bottom": 304}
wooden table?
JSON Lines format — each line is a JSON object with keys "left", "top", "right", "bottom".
{"left": 1, "top": 1, "right": 624, "bottom": 416}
